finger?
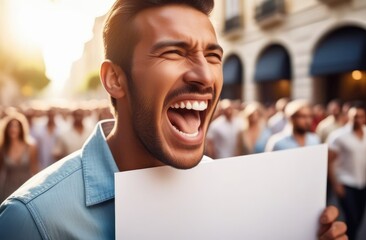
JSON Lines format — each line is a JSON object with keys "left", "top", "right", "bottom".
{"left": 326, "top": 235, "right": 348, "bottom": 240}
{"left": 318, "top": 223, "right": 330, "bottom": 237}
{"left": 334, "top": 236, "right": 348, "bottom": 240}
{"left": 319, "top": 221, "right": 347, "bottom": 240}
{"left": 318, "top": 206, "right": 339, "bottom": 236}
{"left": 320, "top": 205, "right": 339, "bottom": 224}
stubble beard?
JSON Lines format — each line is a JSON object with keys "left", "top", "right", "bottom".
{"left": 293, "top": 126, "right": 308, "bottom": 135}
{"left": 128, "top": 80, "right": 205, "bottom": 170}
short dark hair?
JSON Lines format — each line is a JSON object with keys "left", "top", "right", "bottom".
{"left": 103, "top": 0, "right": 214, "bottom": 111}
{"left": 350, "top": 100, "right": 365, "bottom": 111}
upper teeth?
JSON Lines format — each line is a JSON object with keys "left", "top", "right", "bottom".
{"left": 170, "top": 101, "right": 208, "bottom": 111}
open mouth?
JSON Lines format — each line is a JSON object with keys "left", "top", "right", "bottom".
{"left": 167, "top": 100, "right": 208, "bottom": 138}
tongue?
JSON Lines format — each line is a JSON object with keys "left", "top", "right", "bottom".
{"left": 167, "top": 109, "right": 201, "bottom": 134}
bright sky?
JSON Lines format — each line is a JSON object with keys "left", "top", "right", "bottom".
{"left": 8, "top": 0, "right": 115, "bottom": 93}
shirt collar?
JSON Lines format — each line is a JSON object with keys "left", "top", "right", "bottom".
{"left": 80, "top": 120, "right": 212, "bottom": 206}
{"left": 81, "top": 119, "right": 119, "bottom": 206}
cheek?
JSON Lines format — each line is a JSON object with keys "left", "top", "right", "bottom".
{"left": 136, "top": 64, "right": 181, "bottom": 91}
{"left": 358, "top": 118, "right": 366, "bottom": 124}
{"left": 305, "top": 119, "right": 312, "bottom": 126}
{"left": 213, "top": 65, "right": 223, "bottom": 80}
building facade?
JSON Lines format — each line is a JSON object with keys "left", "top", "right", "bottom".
{"left": 64, "top": 15, "right": 107, "bottom": 99}
{"left": 211, "top": 0, "right": 366, "bottom": 105}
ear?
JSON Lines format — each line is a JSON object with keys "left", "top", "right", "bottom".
{"left": 100, "top": 60, "right": 127, "bottom": 99}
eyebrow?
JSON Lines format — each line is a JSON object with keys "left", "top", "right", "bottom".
{"left": 207, "top": 43, "right": 224, "bottom": 55}
{"left": 150, "top": 40, "right": 223, "bottom": 55}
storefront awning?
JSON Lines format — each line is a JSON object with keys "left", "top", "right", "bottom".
{"left": 254, "top": 44, "right": 291, "bottom": 82}
{"left": 223, "top": 55, "right": 243, "bottom": 84}
{"left": 310, "top": 27, "right": 366, "bottom": 76}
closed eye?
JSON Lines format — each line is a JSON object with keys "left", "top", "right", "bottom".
{"left": 161, "top": 49, "right": 185, "bottom": 57}
{"left": 205, "top": 52, "right": 222, "bottom": 63}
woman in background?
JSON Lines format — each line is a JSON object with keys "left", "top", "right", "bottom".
{"left": 0, "top": 112, "right": 38, "bottom": 202}
{"left": 236, "top": 102, "right": 272, "bottom": 155}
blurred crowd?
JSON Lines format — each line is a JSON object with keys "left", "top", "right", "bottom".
{"left": 0, "top": 97, "right": 365, "bottom": 239}
{"left": 205, "top": 98, "right": 353, "bottom": 158}
{"left": 0, "top": 100, "right": 113, "bottom": 202}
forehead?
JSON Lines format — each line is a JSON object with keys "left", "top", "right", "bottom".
{"left": 296, "top": 106, "right": 311, "bottom": 114}
{"left": 356, "top": 108, "right": 366, "bottom": 115}
{"left": 133, "top": 4, "right": 217, "bottom": 47}
{"left": 9, "top": 119, "right": 21, "bottom": 127}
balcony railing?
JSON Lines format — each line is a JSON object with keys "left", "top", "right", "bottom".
{"left": 318, "top": 0, "right": 351, "bottom": 5}
{"left": 224, "top": 15, "right": 244, "bottom": 34}
{"left": 255, "top": 0, "right": 286, "bottom": 27}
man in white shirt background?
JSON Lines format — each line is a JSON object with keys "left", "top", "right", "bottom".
{"left": 328, "top": 102, "right": 366, "bottom": 240}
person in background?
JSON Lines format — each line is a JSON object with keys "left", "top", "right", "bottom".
{"left": 327, "top": 103, "right": 366, "bottom": 240}
{"left": 55, "top": 108, "right": 93, "bottom": 157}
{"left": 236, "top": 102, "right": 271, "bottom": 155}
{"left": 316, "top": 100, "right": 348, "bottom": 204}
{"left": 263, "top": 102, "right": 276, "bottom": 122}
{"left": 316, "top": 99, "right": 345, "bottom": 143}
{"left": 0, "top": 112, "right": 38, "bottom": 202}
{"left": 311, "top": 103, "right": 326, "bottom": 132}
{"left": 267, "top": 97, "right": 289, "bottom": 134}
{"left": 265, "top": 99, "right": 320, "bottom": 151}
{"left": 97, "top": 105, "right": 114, "bottom": 121}
{"left": 32, "top": 107, "right": 61, "bottom": 169}
{"left": 206, "top": 99, "right": 244, "bottom": 158}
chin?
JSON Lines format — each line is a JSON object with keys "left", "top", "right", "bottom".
{"left": 170, "top": 160, "right": 201, "bottom": 170}
{"left": 163, "top": 150, "right": 203, "bottom": 170}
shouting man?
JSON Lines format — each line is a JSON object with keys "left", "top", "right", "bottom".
{"left": 0, "top": 1, "right": 346, "bottom": 239}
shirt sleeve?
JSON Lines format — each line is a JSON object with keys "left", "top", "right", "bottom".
{"left": 0, "top": 199, "right": 42, "bottom": 239}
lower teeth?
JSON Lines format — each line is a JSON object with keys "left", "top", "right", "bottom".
{"left": 172, "top": 125, "right": 199, "bottom": 137}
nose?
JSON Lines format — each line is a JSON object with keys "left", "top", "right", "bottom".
{"left": 183, "top": 54, "right": 216, "bottom": 88}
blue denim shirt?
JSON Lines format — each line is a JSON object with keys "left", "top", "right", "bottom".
{"left": 0, "top": 120, "right": 119, "bottom": 239}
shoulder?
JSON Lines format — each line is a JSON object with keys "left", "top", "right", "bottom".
{"left": 0, "top": 152, "right": 84, "bottom": 238}
{"left": 317, "top": 116, "right": 333, "bottom": 129}
{"left": 265, "top": 132, "right": 289, "bottom": 151}
{"left": 268, "top": 112, "right": 284, "bottom": 125}
{"left": 0, "top": 199, "right": 42, "bottom": 239}
{"left": 327, "top": 125, "right": 349, "bottom": 144}
{"left": 28, "top": 142, "right": 37, "bottom": 152}
{"left": 9, "top": 151, "right": 82, "bottom": 205}
{"left": 307, "top": 133, "right": 321, "bottom": 144}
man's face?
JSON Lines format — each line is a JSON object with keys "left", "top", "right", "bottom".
{"left": 353, "top": 108, "right": 366, "bottom": 128}
{"left": 292, "top": 106, "right": 313, "bottom": 134}
{"left": 327, "top": 102, "right": 340, "bottom": 116}
{"left": 126, "top": 5, "right": 223, "bottom": 169}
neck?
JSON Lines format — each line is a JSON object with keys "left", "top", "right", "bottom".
{"left": 353, "top": 123, "right": 361, "bottom": 131}
{"left": 107, "top": 118, "right": 164, "bottom": 172}
{"left": 48, "top": 120, "right": 55, "bottom": 127}
{"left": 353, "top": 124, "right": 364, "bottom": 137}
{"left": 74, "top": 122, "right": 84, "bottom": 131}
{"left": 293, "top": 128, "right": 306, "bottom": 146}
{"left": 249, "top": 120, "right": 259, "bottom": 128}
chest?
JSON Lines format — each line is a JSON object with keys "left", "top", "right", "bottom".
{"left": 5, "top": 144, "right": 28, "bottom": 165}
{"left": 338, "top": 134, "right": 366, "bottom": 155}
